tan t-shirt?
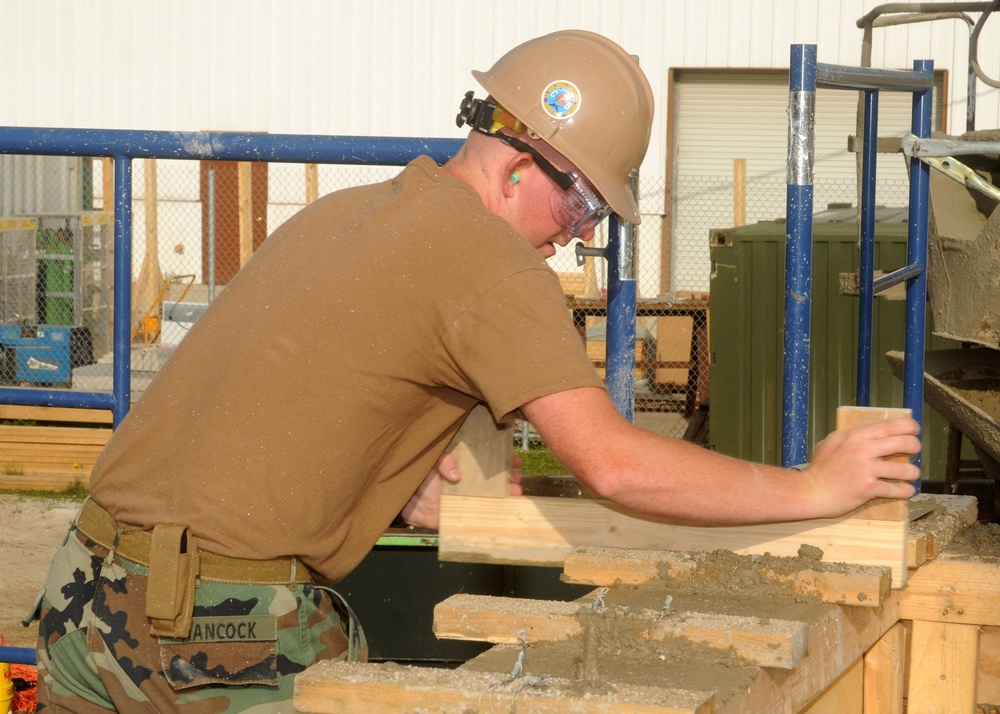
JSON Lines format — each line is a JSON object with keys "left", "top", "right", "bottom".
{"left": 90, "top": 156, "right": 603, "bottom": 583}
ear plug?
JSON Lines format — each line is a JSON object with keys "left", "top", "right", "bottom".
{"left": 510, "top": 170, "right": 520, "bottom": 184}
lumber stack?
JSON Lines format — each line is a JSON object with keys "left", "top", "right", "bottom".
{"left": 294, "top": 493, "right": 1000, "bottom": 713}
{"left": 0, "top": 405, "right": 111, "bottom": 490}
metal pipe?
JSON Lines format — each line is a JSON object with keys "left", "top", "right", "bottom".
{"left": 873, "top": 262, "right": 924, "bottom": 293}
{"left": 782, "top": 44, "right": 817, "bottom": 468}
{"left": 112, "top": 155, "right": 133, "bottom": 426}
{"left": 0, "top": 645, "right": 36, "bottom": 665}
{"left": 816, "top": 63, "right": 933, "bottom": 92}
{"left": 0, "top": 127, "right": 462, "bottom": 166}
{"left": 857, "top": 90, "right": 880, "bottom": 407}
{"left": 904, "top": 59, "right": 935, "bottom": 484}
{"left": 605, "top": 212, "right": 638, "bottom": 421}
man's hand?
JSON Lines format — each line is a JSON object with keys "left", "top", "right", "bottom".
{"left": 801, "top": 417, "right": 922, "bottom": 517}
{"left": 400, "top": 451, "right": 523, "bottom": 529}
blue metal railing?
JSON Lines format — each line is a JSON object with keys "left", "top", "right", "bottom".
{"left": 0, "top": 127, "right": 462, "bottom": 427}
{"left": 784, "top": 45, "right": 933, "bottom": 482}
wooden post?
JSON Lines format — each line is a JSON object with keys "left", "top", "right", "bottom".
{"left": 305, "top": 163, "right": 319, "bottom": 205}
{"left": 131, "top": 159, "right": 164, "bottom": 338}
{"left": 238, "top": 161, "right": 254, "bottom": 267}
{"left": 907, "top": 621, "right": 980, "bottom": 712}
{"left": 442, "top": 404, "right": 512, "bottom": 498}
{"left": 101, "top": 157, "right": 114, "bottom": 211}
{"left": 733, "top": 158, "right": 746, "bottom": 227}
{"left": 862, "top": 621, "right": 905, "bottom": 714}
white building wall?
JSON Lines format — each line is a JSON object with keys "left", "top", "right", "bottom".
{"left": 3, "top": 0, "right": 998, "bottom": 164}
{"left": 1, "top": 0, "right": 998, "bottom": 293}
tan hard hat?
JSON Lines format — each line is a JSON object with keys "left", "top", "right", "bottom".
{"left": 472, "top": 30, "right": 654, "bottom": 224}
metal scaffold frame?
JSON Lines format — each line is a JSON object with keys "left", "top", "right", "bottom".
{"left": 783, "top": 44, "right": 934, "bottom": 482}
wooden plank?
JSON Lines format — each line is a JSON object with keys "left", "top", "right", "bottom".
{"left": 906, "top": 620, "right": 979, "bottom": 713}
{"left": 294, "top": 660, "right": 714, "bottom": 714}
{"left": 648, "top": 609, "right": 809, "bottom": 670}
{"left": 305, "top": 163, "right": 319, "bottom": 204}
{"left": 715, "top": 593, "right": 902, "bottom": 713}
{"left": 0, "top": 425, "right": 112, "bottom": 445}
{"left": 900, "top": 555, "right": 1000, "bottom": 626}
{"left": 562, "top": 546, "right": 891, "bottom": 608}
{"left": 434, "top": 592, "right": 809, "bottom": 670}
{"left": 906, "top": 494, "right": 978, "bottom": 565}
{"left": 438, "top": 494, "right": 910, "bottom": 586}
{"left": 433, "top": 594, "right": 582, "bottom": 644}
{"left": 238, "top": 161, "right": 253, "bottom": 268}
{"left": 443, "top": 405, "right": 511, "bottom": 498}
{"left": 0, "top": 404, "right": 113, "bottom": 425}
{"left": 733, "top": 158, "right": 746, "bottom": 227}
{"left": 863, "top": 621, "right": 905, "bottom": 714}
{"left": 978, "top": 627, "right": 1000, "bottom": 705}
{"left": 835, "top": 406, "right": 912, "bottom": 466}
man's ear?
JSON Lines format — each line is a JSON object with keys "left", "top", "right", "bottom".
{"left": 501, "top": 153, "right": 533, "bottom": 199}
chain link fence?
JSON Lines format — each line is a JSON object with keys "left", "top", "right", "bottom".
{"left": 0, "top": 155, "right": 910, "bottom": 440}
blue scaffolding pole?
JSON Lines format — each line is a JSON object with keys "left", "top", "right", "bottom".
{"left": 0, "top": 126, "right": 462, "bottom": 427}
{"left": 783, "top": 45, "right": 933, "bottom": 484}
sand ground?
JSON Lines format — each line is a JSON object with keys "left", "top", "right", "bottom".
{"left": 0, "top": 495, "right": 79, "bottom": 649}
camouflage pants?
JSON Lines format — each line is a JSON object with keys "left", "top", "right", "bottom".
{"left": 29, "top": 522, "right": 366, "bottom": 713}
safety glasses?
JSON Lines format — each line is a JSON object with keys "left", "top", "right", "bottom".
{"left": 550, "top": 172, "right": 613, "bottom": 237}
{"left": 498, "top": 132, "right": 612, "bottom": 237}
{"left": 457, "top": 93, "right": 614, "bottom": 237}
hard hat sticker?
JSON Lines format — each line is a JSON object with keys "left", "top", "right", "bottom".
{"left": 541, "top": 81, "right": 581, "bottom": 120}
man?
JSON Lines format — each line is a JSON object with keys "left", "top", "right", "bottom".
{"left": 30, "top": 30, "right": 920, "bottom": 712}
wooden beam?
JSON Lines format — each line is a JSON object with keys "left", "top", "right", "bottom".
{"left": 305, "top": 163, "right": 319, "bottom": 204}
{"left": 443, "top": 404, "right": 511, "bottom": 498}
{"left": 900, "top": 554, "right": 1000, "bottom": 626}
{"left": 648, "top": 609, "right": 809, "bottom": 670}
{"left": 906, "top": 620, "right": 979, "bottom": 713}
{"left": 0, "top": 405, "right": 113, "bottom": 425}
{"left": 294, "top": 660, "right": 715, "bottom": 714}
{"left": 732, "top": 158, "right": 746, "bottom": 227}
{"left": 438, "top": 494, "right": 910, "bottom": 586}
{"left": 715, "top": 593, "right": 902, "bottom": 713}
{"left": 101, "top": 156, "right": 114, "bottom": 210}
{"left": 434, "top": 592, "right": 809, "bottom": 670}
{"left": 433, "top": 594, "right": 582, "bottom": 645}
{"left": 907, "top": 494, "right": 978, "bottom": 566}
{"left": 238, "top": 161, "right": 253, "bottom": 267}
{"left": 862, "top": 621, "right": 905, "bottom": 714}
{"left": 561, "top": 546, "right": 891, "bottom": 608}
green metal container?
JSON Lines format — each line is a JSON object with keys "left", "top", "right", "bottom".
{"left": 708, "top": 218, "right": 958, "bottom": 478}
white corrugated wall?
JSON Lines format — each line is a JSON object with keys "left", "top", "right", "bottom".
{"left": 1, "top": 0, "right": 998, "bottom": 289}
{"left": 3, "top": 0, "right": 998, "bottom": 169}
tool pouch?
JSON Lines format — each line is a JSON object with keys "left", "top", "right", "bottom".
{"left": 146, "top": 523, "right": 199, "bottom": 638}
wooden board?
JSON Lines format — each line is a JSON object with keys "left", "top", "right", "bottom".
{"left": 900, "top": 554, "right": 1000, "bottom": 627}
{"left": 294, "top": 660, "right": 714, "bottom": 714}
{"left": 433, "top": 592, "right": 809, "bottom": 670}
{"left": 906, "top": 494, "right": 978, "bottom": 566}
{"left": 835, "top": 406, "right": 912, "bottom": 464}
{"left": 862, "top": 622, "right": 905, "bottom": 714}
{"left": 442, "top": 404, "right": 512, "bottom": 498}
{"left": 438, "top": 494, "right": 910, "bottom": 587}
{"left": 906, "top": 620, "right": 980, "bottom": 713}
{"left": 561, "top": 546, "right": 891, "bottom": 608}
